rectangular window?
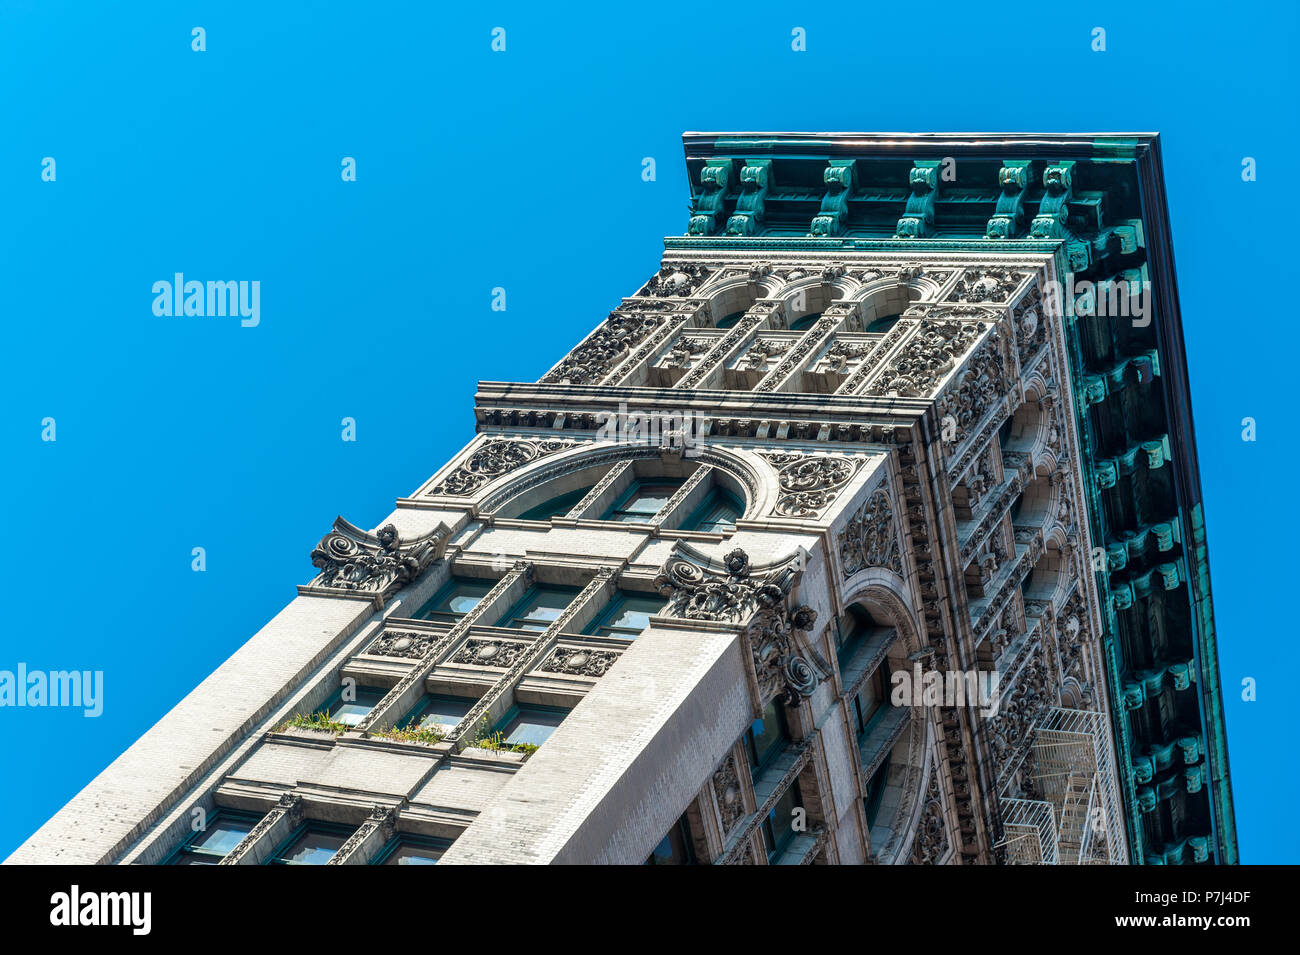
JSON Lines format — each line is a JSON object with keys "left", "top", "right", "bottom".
{"left": 375, "top": 834, "right": 451, "bottom": 865}
{"left": 495, "top": 585, "right": 578, "bottom": 631}
{"left": 584, "top": 591, "right": 664, "bottom": 640}
{"left": 494, "top": 703, "right": 570, "bottom": 748}
{"left": 762, "top": 781, "right": 804, "bottom": 861}
{"left": 327, "top": 685, "right": 388, "bottom": 728}
{"left": 167, "top": 811, "right": 260, "bottom": 865}
{"left": 645, "top": 813, "right": 698, "bottom": 865}
{"left": 744, "top": 698, "right": 790, "bottom": 772}
{"left": 416, "top": 577, "right": 495, "bottom": 623}
{"left": 853, "top": 663, "right": 889, "bottom": 736}
{"left": 602, "top": 481, "right": 681, "bottom": 523}
{"left": 268, "top": 823, "right": 354, "bottom": 865}
{"left": 403, "top": 693, "right": 476, "bottom": 734}
{"left": 682, "top": 487, "right": 742, "bottom": 533}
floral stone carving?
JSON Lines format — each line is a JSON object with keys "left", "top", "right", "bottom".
{"left": 426, "top": 438, "right": 575, "bottom": 496}
{"left": 839, "top": 489, "right": 903, "bottom": 576}
{"left": 654, "top": 548, "right": 828, "bottom": 704}
{"left": 308, "top": 519, "right": 446, "bottom": 598}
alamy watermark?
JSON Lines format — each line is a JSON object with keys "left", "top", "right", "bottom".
{"left": 595, "top": 401, "right": 708, "bottom": 457}
{"left": 891, "top": 662, "right": 1002, "bottom": 718}
{"left": 1043, "top": 274, "right": 1151, "bottom": 327}
{"left": 0, "top": 664, "right": 103, "bottom": 717}
{"left": 152, "top": 273, "right": 260, "bottom": 327}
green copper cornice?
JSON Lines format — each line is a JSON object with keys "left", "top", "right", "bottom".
{"left": 672, "top": 132, "right": 1236, "bottom": 864}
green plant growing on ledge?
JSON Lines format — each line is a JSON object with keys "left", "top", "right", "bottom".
{"left": 467, "top": 714, "right": 538, "bottom": 758}
{"left": 279, "top": 710, "right": 350, "bottom": 735}
{"left": 376, "top": 724, "right": 446, "bottom": 746}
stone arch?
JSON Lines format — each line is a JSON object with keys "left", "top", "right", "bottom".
{"left": 699, "top": 278, "right": 760, "bottom": 328}
{"left": 481, "top": 441, "right": 764, "bottom": 523}
{"left": 852, "top": 280, "right": 918, "bottom": 332}
{"left": 839, "top": 582, "right": 935, "bottom": 865}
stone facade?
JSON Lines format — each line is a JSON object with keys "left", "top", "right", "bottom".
{"left": 7, "top": 133, "right": 1232, "bottom": 866}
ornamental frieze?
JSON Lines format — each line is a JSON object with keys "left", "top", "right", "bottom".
{"left": 540, "top": 646, "right": 621, "bottom": 678}
{"left": 368, "top": 628, "right": 447, "bottom": 660}
{"left": 911, "top": 768, "right": 950, "bottom": 865}
{"left": 760, "top": 451, "right": 863, "bottom": 518}
{"left": 713, "top": 752, "right": 745, "bottom": 836}
{"left": 865, "top": 319, "right": 987, "bottom": 399}
{"left": 541, "top": 310, "right": 672, "bottom": 385}
{"left": 654, "top": 548, "right": 827, "bottom": 705}
{"left": 935, "top": 332, "right": 1007, "bottom": 446}
{"left": 308, "top": 520, "right": 446, "bottom": 598}
{"left": 452, "top": 639, "right": 530, "bottom": 668}
{"left": 945, "top": 268, "right": 1028, "bottom": 304}
{"left": 988, "top": 645, "right": 1052, "bottom": 783}
{"left": 636, "top": 263, "right": 712, "bottom": 298}
{"left": 839, "top": 488, "right": 903, "bottom": 577}
{"left": 426, "top": 438, "right": 576, "bottom": 496}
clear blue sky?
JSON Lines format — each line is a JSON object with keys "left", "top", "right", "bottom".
{"left": 0, "top": 0, "right": 1294, "bottom": 863}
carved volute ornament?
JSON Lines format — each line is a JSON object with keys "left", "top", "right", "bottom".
{"left": 308, "top": 519, "right": 446, "bottom": 598}
{"left": 654, "top": 548, "right": 828, "bottom": 705}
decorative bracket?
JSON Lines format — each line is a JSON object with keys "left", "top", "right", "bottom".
{"left": 725, "top": 160, "right": 772, "bottom": 236}
{"left": 653, "top": 547, "right": 829, "bottom": 705}
{"left": 304, "top": 518, "right": 448, "bottom": 601}
{"left": 689, "top": 160, "right": 733, "bottom": 236}
{"left": 895, "top": 161, "right": 942, "bottom": 238}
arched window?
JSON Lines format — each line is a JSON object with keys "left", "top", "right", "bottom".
{"left": 516, "top": 485, "right": 593, "bottom": 521}
{"left": 681, "top": 486, "right": 742, "bottom": 533}
{"left": 716, "top": 310, "right": 746, "bottom": 330}
{"left": 864, "top": 754, "right": 891, "bottom": 827}
{"left": 602, "top": 478, "right": 684, "bottom": 523}
{"left": 865, "top": 312, "right": 902, "bottom": 334}
{"left": 790, "top": 311, "right": 823, "bottom": 332}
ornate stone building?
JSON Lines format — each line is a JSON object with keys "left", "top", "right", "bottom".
{"left": 8, "top": 132, "right": 1234, "bottom": 866}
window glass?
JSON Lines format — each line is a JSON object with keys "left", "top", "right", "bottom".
{"left": 497, "top": 585, "right": 577, "bottom": 631}
{"left": 418, "top": 577, "right": 495, "bottom": 622}
{"left": 865, "top": 312, "right": 902, "bottom": 334}
{"left": 682, "top": 487, "right": 742, "bottom": 533}
{"left": 328, "top": 686, "right": 387, "bottom": 728}
{"left": 790, "top": 311, "right": 823, "bottom": 331}
{"left": 865, "top": 754, "right": 891, "bottom": 827}
{"left": 746, "top": 698, "right": 789, "bottom": 771}
{"left": 498, "top": 705, "right": 569, "bottom": 747}
{"left": 517, "top": 485, "right": 593, "bottom": 522}
{"left": 854, "top": 665, "right": 887, "bottom": 735}
{"left": 646, "top": 815, "right": 697, "bottom": 865}
{"left": 380, "top": 838, "right": 447, "bottom": 865}
{"left": 603, "top": 480, "right": 681, "bottom": 523}
{"left": 407, "top": 694, "right": 476, "bottom": 734}
{"left": 271, "top": 825, "right": 351, "bottom": 865}
{"left": 763, "top": 781, "right": 804, "bottom": 859}
{"left": 716, "top": 310, "right": 746, "bottom": 329}
{"left": 586, "top": 592, "right": 664, "bottom": 640}
{"left": 168, "top": 811, "right": 259, "bottom": 864}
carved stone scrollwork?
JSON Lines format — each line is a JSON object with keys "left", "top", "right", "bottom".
{"left": 542, "top": 310, "right": 672, "bottom": 385}
{"left": 452, "top": 639, "right": 530, "bottom": 668}
{"left": 935, "top": 333, "right": 1007, "bottom": 445}
{"left": 866, "top": 319, "right": 987, "bottom": 398}
{"left": 654, "top": 548, "right": 828, "bottom": 705}
{"left": 945, "top": 268, "right": 1026, "bottom": 304}
{"left": 326, "top": 804, "right": 397, "bottom": 865}
{"left": 761, "top": 452, "right": 862, "bottom": 518}
{"left": 368, "top": 629, "right": 446, "bottom": 659}
{"left": 426, "top": 438, "right": 575, "bottom": 496}
{"left": 911, "top": 769, "right": 950, "bottom": 864}
{"left": 218, "top": 793, "right": 303, "bottom": 865}
{"left": 637, "top": 263, "right": 711, "bottom": 298}
{"left": 540, "top": 646, "right": 621, "bottom": 678}
{"left": 308, "top": 519, "right": 446, "bottom": 598}
{"left": 713, "top": 752, "right": 745, "bottom": 836}
{"left": 839, "top": 488, "right": 903, "bottom": 576}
